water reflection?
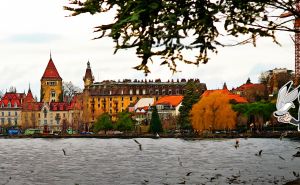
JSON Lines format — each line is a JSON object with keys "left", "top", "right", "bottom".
{"left": 0, "top": 138, "right": 299, "bottom": 185}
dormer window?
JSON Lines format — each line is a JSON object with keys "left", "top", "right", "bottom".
{"left": 7, "top": 102, "right": 11, "bottom": 108}
{"left": 14, "top": 103, "right": 17, "bottom": 108}
{"left": 1, "top": 103, "right": 4, "bottom": 108}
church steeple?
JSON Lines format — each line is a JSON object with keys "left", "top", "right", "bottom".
{"left": 83, "top": 61, "right": 94, "bottom": 89}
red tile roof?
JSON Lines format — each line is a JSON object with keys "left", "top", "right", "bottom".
{"left": 41, "top": 57, "right": 62, "bottom": 80}
{"left": 234, "top": 83, "right": 264, "bottom": 91}
{"left": 155, "top": 95, "right": 184, "bottom": 107}
{"left": 202, "top": 89, "right": 248, "bottom": 103}
{"left": 0, "top": 92, "right": 26, "bottom": 108}
{"left": 24, "top": 89, "right": 35, "bottom": 103}
{"left": 68, "top": 94, "right": 83, "bottom": 110}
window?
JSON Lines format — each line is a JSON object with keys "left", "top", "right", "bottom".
{"left": 15, "top": 112, "right": 17, "bottom": 116}
{"left": 110, "top": 97, "right": 112, "bottom": 101}
{"left": 8, "top": 118, "right": 11, "bottom": 125}
{"left": 8, "top": 112, "right": 11, "bottom": 116}
{"left": 130, "top": 89, "right": 133, "bottom": 95}
{"left": 136, "top": 89, "right": 140, "bottom": 95}
{"left": 47, "top": 81, "right": 56, "bottom": 86}
{"left": 51, "top": 91, "right": 56, "bottom": 98}
{"left": 14, "top": 103, "right": 17, "bottom": 108}
{"left": 44, "top": 120, "right": 47, "bottom": 125}
{"left": 156, "top": 89, "right": 159, "bottom": 95}
{"left": 176, "top": 89, "right": 179, "bottom": 94}
{"left": 7, "top": 102, "right": 11, "bottom": 108}
{"left": 1, "top": 118, "right": 4, "bottom": 124}
{"left": 1, "top": 103, "right": 3, "bottom": 108}
{"left": 63, "top": 113, "right": 65, "bottom": 118}
{"left": 143, "top": 89, "right": 146, "bottom": 95}
{"left": 14, "top": 118, "right": 17, "bottom": 126}
{"left": 43, "top": 108, "right": 48, "bottom": 118}
{"left": 50, "top": 120, "right": 53, "bottom": 125}
{"left": 110, "top": 90, "right": 112, "bottom": 95}
{"left": 130, "top": 97, "right": 133, "bottom": 101}
{"left": 168, "top": 89, "right": 172, "bottom": 95}
{"left": 1, "top": 112, "right": 4, "bottom": 116}
{"left": 38, "top": 113, "right": 40, "bottom": 118}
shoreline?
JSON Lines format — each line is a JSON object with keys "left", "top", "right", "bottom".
{"left": 1, "top": 131, "right": 300, "bottom": 139}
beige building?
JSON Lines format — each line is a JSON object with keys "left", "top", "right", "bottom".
{"left": 0, "top": 90, "right": 25, "bottom": 128}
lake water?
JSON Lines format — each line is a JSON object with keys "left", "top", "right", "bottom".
{"left": 0, "top": 138, "right": 299, "bottom": 185}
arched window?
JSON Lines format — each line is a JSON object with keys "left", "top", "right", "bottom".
{"left": 7, "top": 102, "right": 11, "bottom": 108}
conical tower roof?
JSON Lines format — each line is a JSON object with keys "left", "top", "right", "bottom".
{"left": 83, "top": 61, "right": 94, "bottom": 81}
{"left": 24, "top": 89, "right": 34, "bottom": 103}
{"left": 41, "top": 55, "right": 62, "bottom": 80}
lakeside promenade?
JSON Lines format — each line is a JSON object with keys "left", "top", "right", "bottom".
{"left": 1, "top": 131, "right": 300, "bottom": 139}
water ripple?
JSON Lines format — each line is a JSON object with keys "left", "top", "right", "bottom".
{"left": 0, "top": 138, "right": 299, "bottom": 184}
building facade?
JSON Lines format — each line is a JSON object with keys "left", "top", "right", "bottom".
{"left": 82, "top": 62, "right": 207, "bottom": 123}
{"left": 0, "top": 91, "right": 25, "bottom": 129}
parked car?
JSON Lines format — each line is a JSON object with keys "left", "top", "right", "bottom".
{"left": 24, "top": 129, "right": 42, "bottom": 135}
{"left": 8, "top": 128, "right": 21, "bottom": 135}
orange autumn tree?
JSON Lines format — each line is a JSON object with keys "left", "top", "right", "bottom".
{"left": 191, "top": 91, "right": 237, "bottom": 132}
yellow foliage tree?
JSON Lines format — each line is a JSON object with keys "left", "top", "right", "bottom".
{"left": 191, "top": 91, "right": 237, "bottom": 132}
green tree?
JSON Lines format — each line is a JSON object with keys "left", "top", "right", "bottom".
{"left": 65, "top": 0, "right": 296, "bottom": 73}
{"left": 178, "top": 81, "right": 201, "bottom": 131}
{"left": 149, "top": 106, "right": 163, "bottom": 134}
{"left": 232, "top": 102, "right": 276, "bottom": 129}
{"left": 115, "top": 112, "right": 134, "bottom": 132}
{"left": 94, "top": 113, "right": 113, "bottom": 134}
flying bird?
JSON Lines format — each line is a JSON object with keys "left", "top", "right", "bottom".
{"left": 279, "top": 155, "right": 285, "bottom": 160}
{"left": 186, "top": 172, "right": 192, "bottom": 176}
{"left": 133, "top": 139, "right": 142, "bottom": 151}
{"left": 255, "top": 150, "right": 263, "bottom": 156}
{"left": 62, "top": 149, "right": 66, "bottom": 156}
{"left": 293, "top": 171, "right": 300, "bottom": 177}
{"left": 293, "top": 151, "right": 300, "bottom": 157}
{"left": 234, "top": 139, "right": 239, "bottom": 149}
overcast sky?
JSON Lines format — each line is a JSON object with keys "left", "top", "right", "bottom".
{"left": 0, "top": 0, "right": 294, "bottom": 99}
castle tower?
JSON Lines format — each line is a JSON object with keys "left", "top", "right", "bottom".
{"left": 40, "top": 54, "right": 62, "bottom": 102}
{"left": 83, "top": 61, "right": 94, "bottom": 89}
